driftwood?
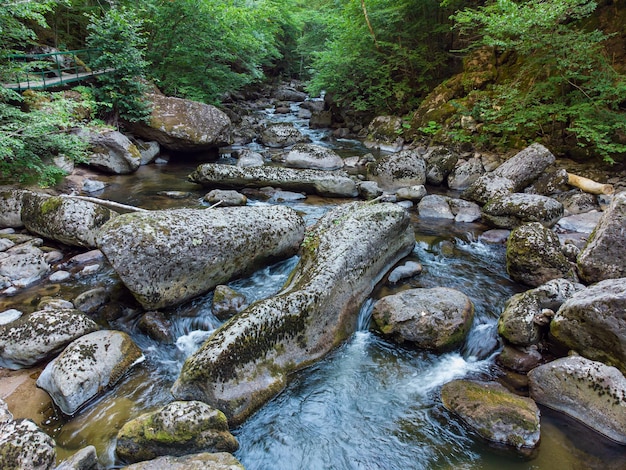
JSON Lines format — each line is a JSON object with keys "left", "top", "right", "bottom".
{"left": 567, "top": 173, "right": 614, "bottom": 195}
{"left": 63, "top": 195, "right": 149, "bottom": 213}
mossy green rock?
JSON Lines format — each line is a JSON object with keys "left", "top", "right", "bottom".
{"left": 121, "top": 452, "right": 244, "bottom": 470}
{"left": 97, "top": 206, "right": 305, "bottom": 309}
{"left": 529, "top": 355, "right": 626, "bottom": 444}
{"left": 172, "top": 202, "right": 415, "bottom": 425}
{"left": 116, "top": 401, "right": 238, "bottom": 464}
{"left": 0, "top": 417, "right": 56, "bottom": 470}
{"left": 441, "top": 379, "right": 540, "bottom": 449}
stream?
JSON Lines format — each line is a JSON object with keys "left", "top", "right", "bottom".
{"left": 3, "top": 101, "right": 626, "bottom": 469}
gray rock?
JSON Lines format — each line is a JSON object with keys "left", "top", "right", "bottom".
{"left": 82, "top": 179, "right": 106, "bottom": 194}
{"left": 203, "top": 190, "right": 247, "bottom": 207}
{"left": 556, "top": 211, "right": 602, "bottom": 234}
{"left": 273, "top": 87, "right": 307, "bottom": 102}
{"left": 236, "top": 149, "right": 264, "bottom": 168}
{"left": 116, "top": 401, "right": 238, "bottom": 464}
{"left": 0, "top": 309, "right": 21, "bottom": 325}
{"left": 284, "top": 143, "right": 344, "bottom": 170}
{"left": 523, "top": 168, "right": 569, "bottom": 195}
{"left": 189, "top": 163, "right": 358, "bottom": 198}
{"left": 498, "top": 279, "right": 583, "bottom": 346}
{"left": 449, "top": 198, "right": 482, "bottom": 223}
{"left": 55, "top": 446, "right": 100, "bottom": 470}
{"left": 37, "top": 298, "right": 73, "bottom": 310}
{"left": 550, "top": 278, "right": 626, "bottom": 375}
{"left": 529, "top": 355, "right": 626, "bottom": 444}
{"left": 137, "top": 311, "right": 173, "bottom": 344}
{"left": 357, "top": 181, "right": 383, "bottom": 200}
{"left": 43, "top": 250, "right": 63, "bottom": 264}
{"left": 259, "top": 123, "right": 309, "bottom": 148}
{"left": 172, "top": 202, "right": 415, "bottom": 425}
{"left": 21, "top": 193, "right": 117, "bottom": 249}
{"left": 66, "top": 250, "right": 104, "bottom": 266}
{"left": 0, "top": 308, "right": 98, "bottom": 369}
{"left": 367, "top": 149, "right": 426, "bottom": 190}
{"left": 81, "top": 129, "right": 141, "bottom": 174}
{"left": 395, "top": 185, "right": 427, "bottom": 202}
{"left": 506, "top": 223, "right": 575, "bottom": 287}
{"left": 479, "top": 229, "right": 510, "bottom": 244}
{"left": 0, "top": 238, "right": 14, "bottom": 252}
{"left": 97, "top": 206, "right": 305, "bottom": 310}
{"left": 447, "top": 157, "right": 484, "bottom": 190}
{"left": 482, "top": 193, "right": 564, "bottom": 229}
{"left": 497, "top": 344, "right": 544, "bottom": 373}
{"left": 418, "top": 195, "right": 454, "bottom": 219}
{"left": 0, "top": 243, "right": 50, "bottom": 288}
{"left": 73, "top": 287, "right": 110, "bottom": 315}
{"left": 0, "top": 189, "right": 31, "bottom": 228}
{"left": 364, "top": 116, "right": 404, "bottom": 152}
{"left": 0, "top": 417, "right": 56, "bottom": 470}
{"left": 554, "top": 190, "right": 599, "bottom": 215}
{"left": 441, "top": 380, "right": 540, "bottom": 449}
{"left": 423, "top": 147, "right": 458, "bottom": 185}
{"left": 577, "top": 191, "right": 626, "bottom": 283}
{"left": 372, "top": 287, "right": 474, "bottom": 351}
{"left": 212, "top": 285, "right": 247, "bottom": 320}
{"left": 463, "top": 175, "right": 518, "bottom": 206}
{"left": 387, "top": 261, "right": 422, "bottom": 284}
{"left": 49, "top": 270, "right": 71, "bottom": 283}
{"left": 309, "top": 110, "right": 332, "bottom": 129}
{"left": 120, "top": 452, "right": 244, "bottom": 470}
{"left": 36, "top": 330, "right": 144, "bottom": 415}
{"left": 135, "top": 139, "right": 160, "bottom": 165}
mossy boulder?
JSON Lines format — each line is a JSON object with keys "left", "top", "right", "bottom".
{"left": 172, "top": 202, "right": 415, "bottom": 425}
{"left": 116, "top": 401, "right": 238, "bottom": 464}
{"left": 423, "top": 146, "right": 458, "bottom": 185}
{"left": 366, "top": 149, "right": 426, "bottom": 191}
{"left": 372, "top": 287, "right": 474, "bottom": 351}
{"left": 120, "top": 452, "right": 244, "bottom": 470}
{"left": 79, "top": 129, "right": 141, "bottom": 174}
{"left": 441, "top": 379, "right": 540, "bottom": 449}
{"left": 482, "top": 193, "right": 564, "bottom": 229}
{"left": 284, "top": 143, "right": 344, "bottom": 171}
{"left": 0, "top": 412, "right": 56, "bottom": 470}
{"left": 506, "top": 222, "right": 575, "bottom": 287}
{"left": 259, "top": 122, "right": 309, "bottom": 148}
{"left": 36, "top": 330, "right": 144, "bottom": 415}
{"left": 0, "top": 308, "right": 98, "bottom": 369}
{"left": 549, "top": 278, "right": 626, "bottom": 375}
{"left": 21, "top": 192, "right": 117, "bottom": 249}
{"left": 447, "top": 157, "right": 485, "bottom": 190}
{"left": 97, "top": 206, "right": 305, "bottom": 310}
{"left": 529, "top": 355, "right": 626, "bottom": 444}
{"left": 364, "top": 115, "right": 404, "bottom": 152}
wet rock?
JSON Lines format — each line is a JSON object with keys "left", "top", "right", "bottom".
{"left": 43, "top": 249, "right": 63, "bottom": 264}
{"left": 273, "top": 87, "right": 307, "bottom": 102}
{"left": 387, "top": 261, "right": 422, "bottom": 284}
{"left": 395, "top": 185, "right": 427, "bottom": 202}
{"left": 506, "top": 223, "right": 575, "bottom": 287}
{"left": 0, "top": 243, "right": 50, "bottom": 288}
{"left": 553, "top": 190, "right": 599, "bottom": 215}
{"left": 36, "top": 330, "right": 144, "bottom": 415}
{"left": 73, "top": 287, "right": 110, "bottom": 315}
{"left": 212, "top": 285, "right": 247, "bottom": 321}
{"left": 523, "top": 168, "right": 569, "bottom": 196}
{"left": 357, "top": 181, "right": 383, "bottom": 200}
{"left": 577, "top": 191, "right": 626, "bottom": 283}
{"left": 498, "top": 278, "right": 583, "bottom": 346}
{"left": 479, "top": 229, "right": 509, "bottom": 244}
{"left": 21, "top": 193, "right": 117, "bottom": 249}
{"left": 364, "top": 116, "right": 404, "bottom": 152}
{"left": 128, "top": 93, "right": 232, "bottom": 152}
{"left": 236, "top": 149, "right": 264, "bottom": 168}
{"left": 556, "top": 211, "right": 602, "bottom": 234}
{"left": 80, "top": 129, "right": 141, "bottom": 174}
{"left": 449, "top": 198, "right": 482, "bottom": 223}
{"left": 261, "top": 188, "right": 307, "bottom": 203}
{"left": 418, "top": 195, "right": 454, "bottom": 220}
{"left": 447, "top": 157, "right": 484, "bottom": 190}
{"left": 482, "top": 194, "right": 564, "bottom": 229}
{"left": 367, "top": 149, "right": 426, "bottom": 191}
{"left": 497, "top": 344, "right": 544, "bottom": 373}
{"left": 464, "top": 143, "right": 555, "bottom": 204}
{"left": 0, "top": 412, "right": 56, "bottom": 470}
{"left": 97, "top": 206, "right": 305, "bottom": 310}
{"left": 0, "top": 189, "right": 31, "bottom": 228}
{"left": 138, "top": 311, "right": 173, "bottom": 343}
{"left": 284, "top": 144, "right": 344, "bottom": 171}
{"left": 134, "top": 139, "right": 160, "bottom": 166}
{"left": 116, "top": 401, "right": 238, "bottom": 464}
{"left": 550, "top": 278, "right": 626, "bottom": 375}
{"left": 37, "top": 297, "right": 74, "bottom": 310}
{"left": 55, "top": 445, "right": 99, "bottom": 470}
{"left": 423, "top": 147, "right": 458, "bottom": 185}
{"left": 441, "top": 379, "right": 540, "bottom": 449}
{"left": 66, "top": 250, "right": 104, "bottom": 267}
{"left": 120, "top": 452, "right": 244, "bottom": 470}
{"left": 0, "top": 308, "right": 98, "bottom": 369}
{"left": 157, "top": 191, "right": 192, "bottom": 200}
{"left": 203, "top": 190, "right": 247, "bottom": 207}
{"left": 528, "top": 355, "right": 626, "bottom": 444}
{"left": 172, "top": 202, "right": 415, "bottom": 425}
{"left": 372, "top": 287, "right": 474, "bottom": 351}
{"left": 259, "top": 123, "right": 309, "bottom": 148}
{"left": 189, "top": 163, "right": 358, "bottom": 198}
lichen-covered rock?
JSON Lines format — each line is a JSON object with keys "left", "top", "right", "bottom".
{"left": 212, "top": 285, "right": 247, "bottom": 321}
{"left": 550, "top": 278, "right": 626, "bottom": 375}
{"left": 441, "top": 379, "right": 540, "bottom": 449}
{"left": 203, "top": 190, "right": 247, "bottom": 207}
{"left": 259, "top": 122, "right": 309, "bottom": 148}
{"left": 417, "top": 194, "right": 454, "bottom": 220}
{"left": 482, "top": 194, "right": 564, "bottom": 229}
{"left": 372, "top": 287, "right": 474, "bottom": 351}
{"left": 0, "top": 308, "right": 98, "bottom": 369}
{"left": 36, "top": 330, "right": 144, "bottom": 415}
{"left": 449, "top": 198, "right": 482, "bottom": 223}
{"left": 367, "top": 149, "right": 426, "bottom": 190}
{"left": 0, "top": 417, "right": 56, "bottom": 470}
{"left": 423, "top": 147, "right": 458, "bottom": 185}
{"left": 357, "top": 181, "right": 383, "bottom": 200}
{"left": 523, "top": 168, "right": 569, "bottom": 196}
{"left": 577, "top": 191, "right": 626, "bottom": 284}
{"left": 236, "top": 149, "right": 264, "bottom": 168}
{"left": 364, "top": 116, "right": 404, "bottom": 152}
{"left": 0, "top": 189, "right": 31, "bottom": 228}
{"left": 447, "top": 157, "right": 484, "bottom": 190}
{"left": 0, "top": 243, "right": 50, "bottom": 288}
{"left": 97, "top": 206, "right": 305, "bottom": 309}
{"left": 395, "top": 185, "right": 427, "bottom": 202}
{"left": 121, "top": 452, "right": 244, "bottom": 470}
{"left": 128, "top": 93, "right": 232, "bottom": 152}
{"left": 21, "top": 192, "right": 117, "bottom": 249}
{"left": 116, "top": 401, "right": 238, "bottom": 464}
{"left": 172, "top": 202, "right": 415, "bottom": 425}
{"left": 284, "top": 143, "right": 344, "bottom": 171}
{"left": 54, "top": 445, "right": 99, "bottom": 470}
{"left": 498, "top": 279, "right": 583, "bottom": 346}
{"left": 463, "top": 143, "right": 555, "bottom": 204}
{"left": 528, "top": 356, "right": 626, "bottom": 444}
{"left": 189, "top": 163, "right": 358, "bottom": 198}
{"left": 506, "top": 223, "right": 575, "bottom": 287}
{"left": 554, "top": 190, "right": 599, "bottom": 215}
{"left": 81, "top": 129, "right": 141, "bottom": 174}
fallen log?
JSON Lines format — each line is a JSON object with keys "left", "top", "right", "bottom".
{"left": 567, "top": 173, "right": 614, "bottom": 195}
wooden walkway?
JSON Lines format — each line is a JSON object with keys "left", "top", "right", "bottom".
{"left": 2, "top": 68, "right": 114, "bottom": 91}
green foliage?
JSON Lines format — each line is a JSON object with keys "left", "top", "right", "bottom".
{"left": 450, "top": 0, "right": 626, "bottom": 162}
{"left": 86, "top": 5, "right": 150, "bottom": 123}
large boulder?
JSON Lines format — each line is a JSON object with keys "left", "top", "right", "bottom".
{"left": 259, "top": 123, "right": 309, "bottom": 148}
{"left": 447, "top": 157, "right": 484, "bottom": 190}
{"left": 577, "top": 191, "right": 626, "bottom": 283}
{"left": 423, "top": 147, "right": 458, "bottom": 185}
{"left": 498, "top": 279, "right": 583, "bottom": 346}
{"left": 284, "top": 144, "right": 344, "bottom": 171}
{"left": 506, "top": 222, "right": 575, "bottom": 287}
{"left": 97, "top": 206, "right": 305, "bottom": 309}
{"left": 364, "top": 116, "right": 404, "bottom": 152}
{"left": 372, "top": 287, "right": 474, "bottom": 351}
{"left": 81, "top": 129, "right": 141, "bottom": 174}
{"left": 366, "top": 149, "right": 426, "bottom": 190}
{"left": 116, "top": 401, "right": 238, "bottom": 464}
{"left": 463, "top": 143, "right": 555, "bottom": 204}
{"left": 441, "top": 380, "right": 540, "bottom": 449}
{"left": 121, "top": 452, "right": 244, "bottom": 470}
{"left": 550, "top": 278, "right": 626, "bottom": 375}
{"left": 0, "top": 409, "right": 56, "bottom": 470}
{"left": 528, "top": 355, "right": 626, "bottom": 444}
{"left": 482, "top": 194, "right": 564, "bottom": 229}
{"left": 128, "top": 93, "right": 232, "bottom": 152}
{"left": 172, "top": 202, "right": 415, "bottom": 425}
{"left": 189, "top": 164, "right": 358, "bottom": 198}
{"left": 21, "top": 192, "right": 117, "bottom": 249}
{"left": 36, "top": 330, "right": 143, "bottom": 415}
{"left": 0, "top": 308, "right": 98, "bottom": 369}
{"left": 417, "top": 195, "right": 454, "bottom": 220}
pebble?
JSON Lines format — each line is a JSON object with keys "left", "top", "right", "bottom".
{"left": 49, "top": 270, "right": 71, "bottom": 283}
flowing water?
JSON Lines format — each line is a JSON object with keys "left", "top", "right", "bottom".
{"left": 3, "top": 101, "right": 626, "bottom": 469}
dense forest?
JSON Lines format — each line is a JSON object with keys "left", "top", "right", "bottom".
{"left": 1, "top": 0, "right": 625, "bottom": 185}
